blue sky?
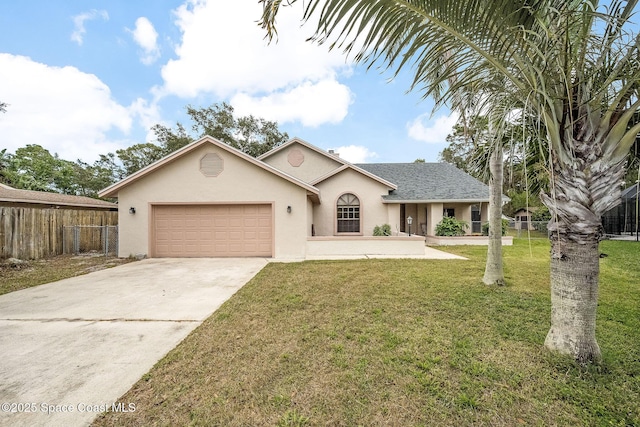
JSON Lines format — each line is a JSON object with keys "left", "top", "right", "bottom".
{"left": 0, "top": 0, "right": 457, "bottom": 164}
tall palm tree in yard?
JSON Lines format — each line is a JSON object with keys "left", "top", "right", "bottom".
{"left": 260, "top": 0, "right": 640, "bottom": 363}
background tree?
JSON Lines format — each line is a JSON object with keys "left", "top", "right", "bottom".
{"left": 439, "top": 115, "right": 489, "bottom": 180}
{"left": 75, "top": 153, "right": 126, "bottom": 198}
{"left": 2, "top": 144, "right": 80, "bottom": 194}
{"left": 260, "top": 0, "right": 640, "bottom": 363}
{"left": 186, "top": 102, "right": 289, "bottom": 157}
{"left": 115, "top": 143, "right": 166, "bottom": 177}
{"left": 0, "top": 102, "right": 289, "bottom": 197}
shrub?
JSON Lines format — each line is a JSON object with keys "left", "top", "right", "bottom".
{"left": 373, "top": 224, "right": 391, "bottom": 236}
{"left": 481, "top": 219, "right": 509, "bottom": 236}
{"left": 531, "top": 206, "right": 552, "bottom": 221}
{"left": 435, "top": 217, "right": 468, "bottom": 236}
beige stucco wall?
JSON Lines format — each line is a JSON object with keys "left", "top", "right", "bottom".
{"left": 426, "top": 203, "right": 444, "bottom": 236}
{"left": 386, "top": 204, "right": 401, "bottom": 235}
{"left": 116, "top": 144, "right": 309, "bottom": 259}
{"left": 313, "top": 168, "right": 393, "bottom": 236}
{"left": 262, "top": 142, "right": 343, "bottom": 183}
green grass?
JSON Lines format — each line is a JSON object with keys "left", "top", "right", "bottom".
{"left": 0, "top": 255, "right": 136, "bottom": 295}
{"left": 93, "top": 238, "right": 640, "bottom": 426}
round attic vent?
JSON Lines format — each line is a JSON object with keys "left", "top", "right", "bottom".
{"left": 287, "top": 148, "right": 304, "bottom": 167}
{"left": 200, "top": 152, "right": 224, "bottom": 176}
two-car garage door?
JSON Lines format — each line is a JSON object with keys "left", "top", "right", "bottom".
{"left": 152, "top": 204, "right": 272, "bottom": 257}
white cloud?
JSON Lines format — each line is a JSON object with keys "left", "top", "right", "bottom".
{"left": 407, "top": 112, "right": 460, "bottom": 144}
{"left": 71, "top": 9, "right": 109, "bottom": 45}
{"left": 329, "top": 145, "right": 378, "bottom": 163}
{"left": 158, "top": 0, "right": 353, "bottom": 127}
{"left": 0, "top": 54, "right": 155, "bottom": 162}
{"left": 231, "top": 79, "right": 352, "bottom": 127}
{"left": 129, "top": 17, "right": 160, "bottom": 65}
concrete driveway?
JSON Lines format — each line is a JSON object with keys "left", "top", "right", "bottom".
{"left": 0, "top": 258, "right": 267, "bottom": 427}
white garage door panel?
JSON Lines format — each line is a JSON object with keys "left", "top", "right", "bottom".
{"left": 153, "top": 205, "right": 272, "bottom": 257}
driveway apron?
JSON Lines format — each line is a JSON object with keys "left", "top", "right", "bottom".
{"left": 0, "top": 258, "right": 267, "bottom": 427}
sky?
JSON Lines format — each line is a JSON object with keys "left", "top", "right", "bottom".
{"left": 0, "top": 0, "right": 458, "bottom": 165}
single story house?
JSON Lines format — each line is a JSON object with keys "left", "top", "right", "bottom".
{"left": 0, "top": 183, "right": 117, "bottom": 210}
{"left": 99, "top": 136, "right": 493, "bottom": 259}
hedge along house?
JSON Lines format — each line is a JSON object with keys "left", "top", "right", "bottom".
{"left": 99, "top": 136, "right": 493, "bottom": 259}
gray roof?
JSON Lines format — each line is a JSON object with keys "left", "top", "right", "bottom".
{"left": 355, "top": 162, "right": 490, "bottom": 202}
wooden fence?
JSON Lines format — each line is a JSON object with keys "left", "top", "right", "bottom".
{"left": 0, "top": 207, "right": 118, "bottom": 259}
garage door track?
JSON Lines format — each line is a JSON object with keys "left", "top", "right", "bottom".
{"left": 0, "top": 258, "right": 267, "bottom": 427}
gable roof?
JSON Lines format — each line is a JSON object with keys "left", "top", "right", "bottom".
{"left": 356, "top": 162, "right": 491, "bottom": 203}
{"left": 0, "top": 186, "right": 117, "bottom": 210}
{"left": 261, "top": 137, "right": 397, "bottom": 190}
{"left": 99, "top": 135, "right": 320, "bottom": 200}
{"left": 259, "top": 137, "right": 345, "bottom": 164}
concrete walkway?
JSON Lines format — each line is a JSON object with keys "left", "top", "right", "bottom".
{"left": 0, "top": 258, "right": 267, "bottom": 427}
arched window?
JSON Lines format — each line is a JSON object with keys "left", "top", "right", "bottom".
{"left": 337, "top": 193, "right": 360, "bottom": 233}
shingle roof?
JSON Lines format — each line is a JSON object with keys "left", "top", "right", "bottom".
{"left": 0, "top": 186, "right": 117, "bottom": 209}
{"left": 355, "top": 162, "right": 491, "bottom": 202}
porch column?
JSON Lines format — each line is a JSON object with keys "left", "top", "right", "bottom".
{"left": 427, "top": 203, "right": 443, "bottom": 235}
{"left": 481, "top": 202, "right": 490, "bottom": 223}
{"left": 461, "top": 205, "right": 473, "bottom": 235}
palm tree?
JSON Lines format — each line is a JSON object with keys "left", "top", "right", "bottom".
{"left": 483, "top": 143, "right": 506, "bottom": 285}
{"left": 260, "top": 0, "right": 640, "bottom": 363}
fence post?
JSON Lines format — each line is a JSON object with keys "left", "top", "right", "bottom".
{"left": 104, "top": 225, "right": 108, "bottom": 257}
{"left": 74, "top": 226, "right": 79, "bottom": 255}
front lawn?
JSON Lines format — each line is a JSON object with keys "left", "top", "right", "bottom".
{"left": 94, "top": 238, "right": 640, "bottom": 426}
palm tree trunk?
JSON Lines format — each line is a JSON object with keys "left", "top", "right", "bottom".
{"left": 483, "top": 144, "right": 505, "bottom": 285}
{"left": 541, "top": 150, "right": 625, "bottom": 363}
{"left": 545, "top": 233, "right": 601, "bottom": 363}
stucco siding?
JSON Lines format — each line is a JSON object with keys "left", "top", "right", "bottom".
{"left": 386, "top": 204, "right": 401, "bottom": 234}
{"left": 313, "top": 168, "right": 392, "bottom": 236}
{"left": 262, "top": 142, "right": 343, "bottom": 183}
{"left": 116, "top": 144, "right": 308, "bottom": 259}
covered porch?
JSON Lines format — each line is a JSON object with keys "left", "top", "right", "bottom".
{"left": 398, "top": 202, "right": 489, "bottom": 236}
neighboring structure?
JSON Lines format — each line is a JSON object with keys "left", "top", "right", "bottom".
{"left": 602, "top": 183, "right": 638, "bottom": 235}
{"left": 0, "top": 183, "right": 117, "bottom": 211}
{"left": 99, "top": 136, "right": 492, "bottom": 259}
{"left": 0, "top": 184, "right": 117, "bottom": 259}
{"left": 513, "top": 207, "right": 539, "bottom": 231}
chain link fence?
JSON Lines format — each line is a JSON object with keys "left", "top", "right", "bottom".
{"left": 505, "top": 220, "right": 549, "bottom": 237}
{"left": 63, "top": 225, "right": 118, "bottom": 256}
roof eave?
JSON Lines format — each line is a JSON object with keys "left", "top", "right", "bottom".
{"left": 258, "top": 137, "right": 347, "bottom": 164}
{"left": 0, "top": 198, "right": 117, "bottom": 209}
{"left": 381, "top": 198, "right": 492, "bottom": 204}
{"left": 311, "top": 164, "right": 397, "bottom": 190}
{"left": 99, "top": 136, "right": 320, "bottom": 198}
